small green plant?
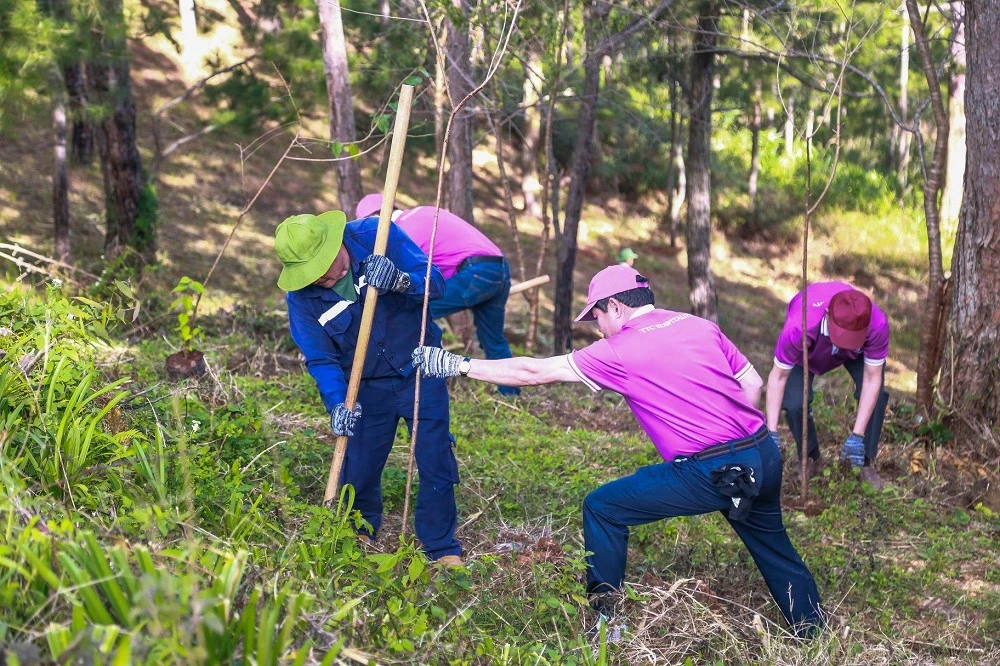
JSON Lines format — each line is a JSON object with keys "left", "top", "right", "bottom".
{"left": 170, "top": 276, "right": 205, "bottom": 351}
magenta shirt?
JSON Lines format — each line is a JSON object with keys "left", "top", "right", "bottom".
{"left": 393, "top": 207, "right": 503, "bottom": 279}
{"left": 569, "top": 308, "right": 765, "bottom": 461}
{"left": 774, "top": 281, "right": 890, "bottom": 375}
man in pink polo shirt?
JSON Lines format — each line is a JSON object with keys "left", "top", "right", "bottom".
{"left": 412, "top": 265, "right": 824, "bottom": 637}
{"left": 357, "top": 194, "right": 519, "bottom": 396}
{"left": 765, "top": 282, "right": 890, "bottom": 489}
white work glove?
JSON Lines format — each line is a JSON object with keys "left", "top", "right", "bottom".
{"left": 331, "top": 402, "right": 362, "bottom": 437}
{"left": 363, "top": 254, "right": 411, "bottom": 293}
{"left": 411, "top": 346, "right": 462, "bottom": 378}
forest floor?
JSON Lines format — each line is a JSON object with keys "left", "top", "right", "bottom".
{"left": 2, "top": 12, "right": 999, "bottom": 664}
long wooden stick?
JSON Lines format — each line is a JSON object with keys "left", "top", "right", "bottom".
{"left": 323, "top": 84, "right": 415, "bottom": 505}
{"left": 509, "top": 274, "right": 549, "bottom": 296}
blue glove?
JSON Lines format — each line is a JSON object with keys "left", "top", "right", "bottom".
{"left": 363, "top": 254, "right": 411, "bottom": 293}
{"left": 840, "top": 433, "right": 865, "bottom": 467}
{"left": 331, "top": 402, "right": 362, "bottom": 437}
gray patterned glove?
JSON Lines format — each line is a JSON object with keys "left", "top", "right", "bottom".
{"left": 363, "top": 254, "right": 411, "bottom": 293}
{"left": 840, "top": 433, "right": 865, "bottom": 467}
{"left": 331, "top": 402, "right": 362, "bottom": 437}
{"left": 411, "top": 346, "right": 462, "bottom": 377}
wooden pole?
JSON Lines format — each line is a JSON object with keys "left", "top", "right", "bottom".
{"left": 508, "top": 274, "right": 550, "bottom": 296}
{"left": 323, "top": 84, "right": 415, "bottom": 505}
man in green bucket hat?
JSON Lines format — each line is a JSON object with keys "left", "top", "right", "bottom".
{"left": 275, "top": 210, "right": 463, "bottom": 565}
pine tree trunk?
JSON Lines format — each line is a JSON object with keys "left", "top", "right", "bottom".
{"left": 941, "top": 0, "right": 1000, "bottom": 427}
{"left": 906, "top": 0, "right": 950, "bottom": 415}
{"left": 434, "top": 20, "right": 447, "bottom": 159}
{"left": 521, "top": 50, "right": 544, "bottom": 218}
{"left": 941, "top": 1, "right": 966, "bottom": 229}
{"left": 685, "top": 2, "right": 719, "bottom": 322}
{"left": 446, "top": 0, "right": 476, "bottom": 224}
{"left": 318, "top": 0, "right": 363, "bottom": 216}
{"left": 749, "top": 81, "right": 762, "bottom": 220}
{"left": 553, "top": 2, "right": 608, "bottom": 354}
{"left": 87, "top": 0, "right": 152, "bottom": 260}
{"left": 62, "top": 62, "right": 93, "bottom": 166}
{"left": 52, "top": 72, "right": 70, "bottom": 261}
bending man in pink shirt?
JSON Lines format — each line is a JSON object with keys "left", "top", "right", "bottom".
{"left": 765, "top": 282, "right": 890, "bottom": 489}
{"left": 413, "top": 265, "right": 824, "bottom": 637}
{"left": 357, "top": 194, "right": 519, "bottom": 396}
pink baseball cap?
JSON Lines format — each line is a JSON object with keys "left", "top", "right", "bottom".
{"left": 355, "top": 193, "right": 383, "bottom": 219}
{"left": 828, "top": 289, "right": 872, "bottom": 350}
{"left": 575, "top": 265, "right": 652, "bottom": 322}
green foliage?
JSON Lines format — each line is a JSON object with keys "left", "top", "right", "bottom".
{"left": 170, "top": 276, "right": 205, "bottom": 351}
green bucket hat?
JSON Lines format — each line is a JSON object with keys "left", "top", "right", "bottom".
{"left": 275, "top": 211, "right": 347, "bottom": 292}
{"left": 617, "top": 247, "right": 639, "bottom": 262}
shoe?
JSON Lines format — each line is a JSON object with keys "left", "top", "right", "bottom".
{"left": 435, "top": 555, "right": 464, "bottom": 567}
{"left": 357, "top": 533, "right": 372, "bottom": 546}
{"left": 860, "top": 466, "right": 884, "bottom": 490}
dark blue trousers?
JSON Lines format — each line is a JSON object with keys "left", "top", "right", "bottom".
{"left": 430, "top": 259, "right": 520, "bottom": 396}
{"left": 340, "top": 374, "right": 461, "bottom": 559}
{"left": 781, "top": 357, "right": 889, "bottom": 464}
{"left": 582, "top": 431, "right": 824, "bottom": 636}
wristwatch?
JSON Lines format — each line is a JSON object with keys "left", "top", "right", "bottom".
{"left": 458, "top": 356, "right": 472, "bottom": 377}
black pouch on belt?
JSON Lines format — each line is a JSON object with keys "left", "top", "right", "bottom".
{"left": 710, "top": 463, "right": 760, "bottom": 522}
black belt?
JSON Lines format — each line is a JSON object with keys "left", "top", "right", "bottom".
{"left": 692, "top": 426, "right": 769, "bottom": 461}
{"left": 457, "top": 255, "right": 504, "bottom": 273}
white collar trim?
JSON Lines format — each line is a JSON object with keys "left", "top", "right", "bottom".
{"left": 628, "top": 304, "right": 655, "bottom": 321}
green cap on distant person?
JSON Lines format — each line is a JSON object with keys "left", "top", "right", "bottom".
{"left": 617, "top": 247, "right": 639, "bottom": 263}
{"left": 274, "top": 211, "right": 347, "bottom": 292}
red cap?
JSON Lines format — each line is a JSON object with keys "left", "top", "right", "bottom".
{"left": 575, "top": 265, "right": 652, "bottom": 322}
{"left": 828, "top": 289, "right": 872, "bottom": 350}
{"left": 355, "top": 193, "right": 383, "bottom": 220}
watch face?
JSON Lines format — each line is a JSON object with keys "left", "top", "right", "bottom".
{"left": 459, "top": 359, "right": 471, "bottom": 375}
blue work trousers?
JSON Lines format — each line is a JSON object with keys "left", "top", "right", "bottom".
{"left": 582, "top": 431, "right": 824, "bottom": 636}
{"left": 430, "top": 259, "right": 520, "bottom": 396}
{"left": 340, "top": 374, "right": 461, "bottom": 559}
{"left": 781, "top": 357, "right": 889, "bottom": 464}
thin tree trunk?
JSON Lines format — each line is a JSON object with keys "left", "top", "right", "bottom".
{"left": 52, "top": 72, "right": 70, "bottom": 261}
{"left": 318, "top": 0, "right": 363, "bottom": 216}
{"left": 179, "top": 0, "right": 198, "bottom": 51}
{"left": 434, "top": 20, "right": 448, "bottom": 158}
{"left": 941, "top": 1, "right": 966, "bottom": 229}
{"left": 664, "top": 65, "right": 681, "bottom": 245}
{"left": 62, "top": 62, "right": 93, "bottom": 166}
{"left": 446, "top": 0, "right": 476, "bottom": 224}
{"left": 941, "top": 0, "right": 1000, "bottom": 427}
{"left": 897, "top": 5, "right": 912, "bottom": 191}
{"left": 686, "top": 2, "right": 719, "bottom": 322}
{"left": 521, "top": 50, "right": 544, "bottom": 218}
{"left": 906, "top": 0, "right": 950, "bottom": 415}
{"left": 87, "top": 0, "right": 153, "bottom": 259}
{"left": 749, "top": 80, "right": 762, "bottom": 220}
{"left": 380, "top": 0, "right": 390, "bottom": 29}
{"left": 784, "top": 94, "right": 794, "bottom": 158}
{"left": 552, "top": 2, "right": 608, "bottom": 354}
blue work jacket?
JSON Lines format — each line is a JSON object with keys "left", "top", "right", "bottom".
{"left": 286, "top": 217, "right": 445, "bottom": 413}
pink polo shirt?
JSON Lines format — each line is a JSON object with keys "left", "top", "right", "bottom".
{"left": 394, "top": 207, "right": 503, "bottom": 280}
{"left": 774, "top": 282, "right": 890, "bottom": 375}
{"left": 568, "top": 307, "right": 765, "bottom": 461}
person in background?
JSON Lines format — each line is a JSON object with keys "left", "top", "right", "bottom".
{"left": 617, "top": 247, "right": 638, "bottom": 267}
{"left": 356, "top": 194, "right": 520, "bottom": 397}
{"left": 412, "top": 264, "right": 825, "bottom": 637}
{"left": 765, "top": 282, "right": 890, "bottom": 490}
{"left": 274, "top": 211, "right": 463, "bottom": 565}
